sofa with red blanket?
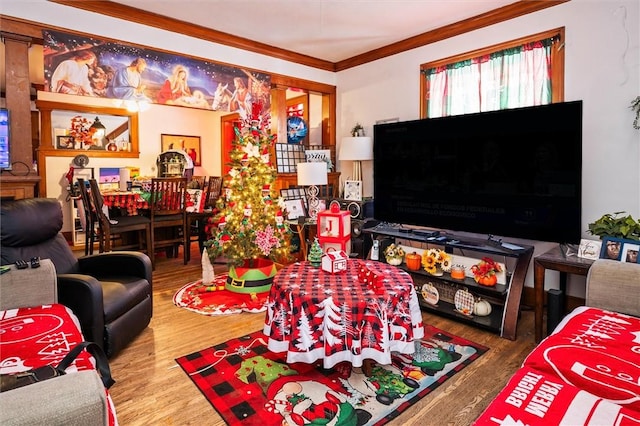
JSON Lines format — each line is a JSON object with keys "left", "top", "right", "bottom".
{"left": 475, "top": 259, "right": 640, "bottom": 426}
{"left": 0, "top": 259, "right": 117, "bottom": 425}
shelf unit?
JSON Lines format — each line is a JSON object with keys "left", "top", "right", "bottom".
{"left": 364, "top": 226, "right": 533, "bottom": 340}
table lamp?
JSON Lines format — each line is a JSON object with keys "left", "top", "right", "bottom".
{"left": 339, "top": 136, "right": 373, "bottom": 193}
{"left": 90, "top": 117, "right": 106, "bottom": 147}
{"left": 296, "top": 161, "right": 328, "bottom": 221}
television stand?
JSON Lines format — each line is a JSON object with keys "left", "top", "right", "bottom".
{"left": 364, "top": 226, "right": 533, "bottom": 340}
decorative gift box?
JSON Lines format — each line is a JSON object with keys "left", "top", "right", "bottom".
{"left": 321, "top": 250, "right": 348, "bottom": 273}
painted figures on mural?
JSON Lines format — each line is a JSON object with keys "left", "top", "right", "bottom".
{"left": 107, "top": 58, "right": 151, "bottom": 101}
{"left": 157, "top": 64, "right": 191, "bottom": 104}
{"left": 43, "top": 29, "right": 271, "bottom": 115}
{"left": 50, "top": 50, "right": 97, "bottom": 96}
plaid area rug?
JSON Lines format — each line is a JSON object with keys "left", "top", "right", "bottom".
{"left": 173, "top": 274, "right": 269, "bottom": 316}
{"left": 176, "top": 326, "right": 488, "bottom": 425}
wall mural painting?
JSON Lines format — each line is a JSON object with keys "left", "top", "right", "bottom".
{"left": 42, "top": 30, "right": 271, "bottom": 118}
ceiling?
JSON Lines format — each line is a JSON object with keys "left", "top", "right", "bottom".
{"left": 107, "top": 0, "right": 515, "bottom": 63}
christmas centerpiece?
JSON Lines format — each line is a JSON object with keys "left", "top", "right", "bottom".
{"left": 205, "top": 102, "right": 292, "bottom": 294}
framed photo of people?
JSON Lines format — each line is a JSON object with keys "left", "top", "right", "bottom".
{"left": 599, "top": 236, "right": 640, "bottom": 263}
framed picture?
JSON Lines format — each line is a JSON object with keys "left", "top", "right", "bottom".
{"left": 56, "top": 135, "right": 75, "bottom": 149}
{"left": 599, "top": 236, "right": 640, "bottom": 262}
{"left": 577, "top": 238, "right": 602, "bottom": 260}
{"left": 621, "top": 242, "right": 640, "bottom": 264}
{"left": 343, "top": 180, "right": 362, "bottom": 201}
{"left": 284, "top": 198, "right": 306, "bottom": 220}
{"left": 161, "top": 134, "right": 201, "bottom": 166}
{"left": 280, "top": 187, "right": 308, "bottom": 209}
{"left": 99, "top": 167, "right": 121, "bottom": 184}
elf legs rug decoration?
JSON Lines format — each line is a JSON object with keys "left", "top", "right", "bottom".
{"left": 176, "top": 326, "right": 488, "bottom": 425}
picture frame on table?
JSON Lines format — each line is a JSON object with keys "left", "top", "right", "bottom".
{"left": 577, "top": 238, "right": 602, "bottom": 260}
{"left": 160, "top": 134, "right": 201, "bottom": 166}
{"left": 621, "top": 241, "right": 640, "bottom": 264}
{"left": 343, "top": 180, "right": 362, "bottom": 201}
{"left": 599, "top": 236, "right": 639, "bottom": 263}
{"left": 284, "top": 198, "right": 306, "bottom": 221}
{"left": 56, "top": 135, "right": 75, "bottom": 149}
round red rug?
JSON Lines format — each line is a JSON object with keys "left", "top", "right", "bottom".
{"left": 173, "top": 273, "right": 269, "bottom": 316}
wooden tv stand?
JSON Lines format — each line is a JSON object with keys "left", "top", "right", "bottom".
{"left": 364, "top": 225, "right": 533, "bottom": 340}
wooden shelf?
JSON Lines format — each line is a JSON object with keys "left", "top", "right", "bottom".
{"left": 365, "top": 225, "right": 533, "bottom": 340}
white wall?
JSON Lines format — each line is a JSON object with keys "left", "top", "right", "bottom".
{"left": 336, "top": 0, "right": 640, "bottom": 294}
{"left": 5, "top": 1, "right": 639, "bottom": 294}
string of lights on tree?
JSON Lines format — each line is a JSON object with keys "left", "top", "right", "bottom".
{"left": 205, "top": 102, "right": 292, "bottom": 266}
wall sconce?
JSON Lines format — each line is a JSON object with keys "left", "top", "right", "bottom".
{"left": 297, "top": 162, "right": 328, "bottom": 221}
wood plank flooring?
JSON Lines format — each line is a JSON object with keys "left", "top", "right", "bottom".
{"left": 107, "top": 246, "right": 538, "bottom": 425}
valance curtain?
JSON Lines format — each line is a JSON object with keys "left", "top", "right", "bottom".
{"left": 424, "top": 38, "right": 554, "bottom": 118}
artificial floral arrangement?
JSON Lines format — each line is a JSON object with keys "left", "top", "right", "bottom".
{"left": 421, "top": 248, "right": 451, "bottom": 275}
{"left": 383, "top": 243, "right": 406, "bottom": 265}
{"left": 69, "top": 115, "right": 96, "bottom": 148}
{"left": 471, "top": 257, "right": 502, "bottom": 286}
{"left": 351, "top": 123, "right": 364, "bottom": 137}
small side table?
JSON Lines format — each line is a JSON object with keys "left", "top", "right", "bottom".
{"left": 534, "top": 246, "right": 595, "bottom": 342}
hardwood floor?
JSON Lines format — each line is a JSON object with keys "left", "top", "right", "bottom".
{"left": 107, "top": 245, "right": 538, "bottom": 425}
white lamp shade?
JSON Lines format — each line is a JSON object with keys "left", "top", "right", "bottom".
{"left": 339, "top": 136, "right": 373, "bottom": 161}
{"left": 296, "top": 162, "right": 328, "bottom": 186}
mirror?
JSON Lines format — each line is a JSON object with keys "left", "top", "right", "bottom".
{"left": 35, "top": 100, "right": 139, "bottom": 158}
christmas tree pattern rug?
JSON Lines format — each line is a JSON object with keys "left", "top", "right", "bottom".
{"left": 175, "top": 326, "right": 488, "bottom": 425}
{"left": 173, "top": 274, "right": 269, "bottom": 316}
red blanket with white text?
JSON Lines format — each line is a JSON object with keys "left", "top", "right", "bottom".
{"left": 0, "top": 304, "right": 117, "bottom": 425}
{"left": 474, "top": 307, "right": 640, "bottom": 425}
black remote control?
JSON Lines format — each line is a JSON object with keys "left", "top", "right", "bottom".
{"left": 30, "top": 257, "right": 41, "bottom": 268}
{"left": 15, "top": 260, "right": 28, "bottom": 269}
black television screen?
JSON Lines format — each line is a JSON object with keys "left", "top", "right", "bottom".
{"left": 0, "top": 108, "right": 10, "bottom": 170}
{"left": 373, "top": 101, "right": 583, "bottom": 244}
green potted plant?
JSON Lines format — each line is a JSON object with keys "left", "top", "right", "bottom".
{"left": 587, "top": 211, "right": 640, "bottom": 241}
{"left": 351, "top": 123, "right": 364, "bottom": 137}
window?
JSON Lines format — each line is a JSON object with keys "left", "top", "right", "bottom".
{"left": 420, "top": 28, "right": 564, "bottom": 118}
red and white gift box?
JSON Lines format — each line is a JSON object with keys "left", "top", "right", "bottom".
{"left": 321, "top": 250, "right": 348, "bottom": 274}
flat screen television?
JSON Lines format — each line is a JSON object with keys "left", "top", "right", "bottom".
{"left": 373, "top": 101, "right": 583, "bottom": 244}
{"left": 0, "top": 108, "right": 10, "bottom": 171}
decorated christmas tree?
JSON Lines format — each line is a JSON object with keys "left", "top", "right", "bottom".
{"left": 308, "top": 237, "right": 323, "bottom": 267}
{"left": 205, "top": 103, "right": 291, "bottom": 267}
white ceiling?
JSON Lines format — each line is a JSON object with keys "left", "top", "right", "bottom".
{"left": 110, "top": 0, "right": 515, "bottom": 63}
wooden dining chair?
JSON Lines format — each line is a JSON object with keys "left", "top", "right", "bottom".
{"left": 149, "top": 177, "right": 188, "bottom": 265}
{"left": 186, "top": 176, "right": 224, "bottom": 261}
{"left": 88, "top": 178, "right": 152, "bottom": 260}
{"left": 76, "top": 178, "right": 98, "bottom": 255}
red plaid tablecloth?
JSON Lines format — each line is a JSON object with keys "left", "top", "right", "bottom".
{"left": 264, "top": 260, "right": 424, "bottom": 369}
{"left": 101, "top": 191, "right": 149, "bottom": 216}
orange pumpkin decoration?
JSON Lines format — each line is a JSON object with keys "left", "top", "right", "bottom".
{"left": 405, "top": 252, "right": 422, "bottom": 271}
{"left": 478, "top": 274, "right": 498, "bottom": 286}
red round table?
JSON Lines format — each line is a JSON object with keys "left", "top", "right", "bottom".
{"left": 263, "top": 259, "right": 424, "bottom": 370}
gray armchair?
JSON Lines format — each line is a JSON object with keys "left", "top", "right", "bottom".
{"left": 0, "top": 197, "right": 153, "bottom": 358}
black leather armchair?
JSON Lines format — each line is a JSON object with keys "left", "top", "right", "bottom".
{"left": 0, "top": 198, "right": 153, "bottom": 358}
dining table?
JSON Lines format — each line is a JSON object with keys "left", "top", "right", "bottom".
{"left": 100, "top": 190, "right": 150, "bottom": 216}
{"left": 263, "top": 259, "right": 425, "bottom": 374}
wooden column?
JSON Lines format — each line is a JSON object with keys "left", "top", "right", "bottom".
{"left": 1, "top": 32, "right": 40, "bottom": 198}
